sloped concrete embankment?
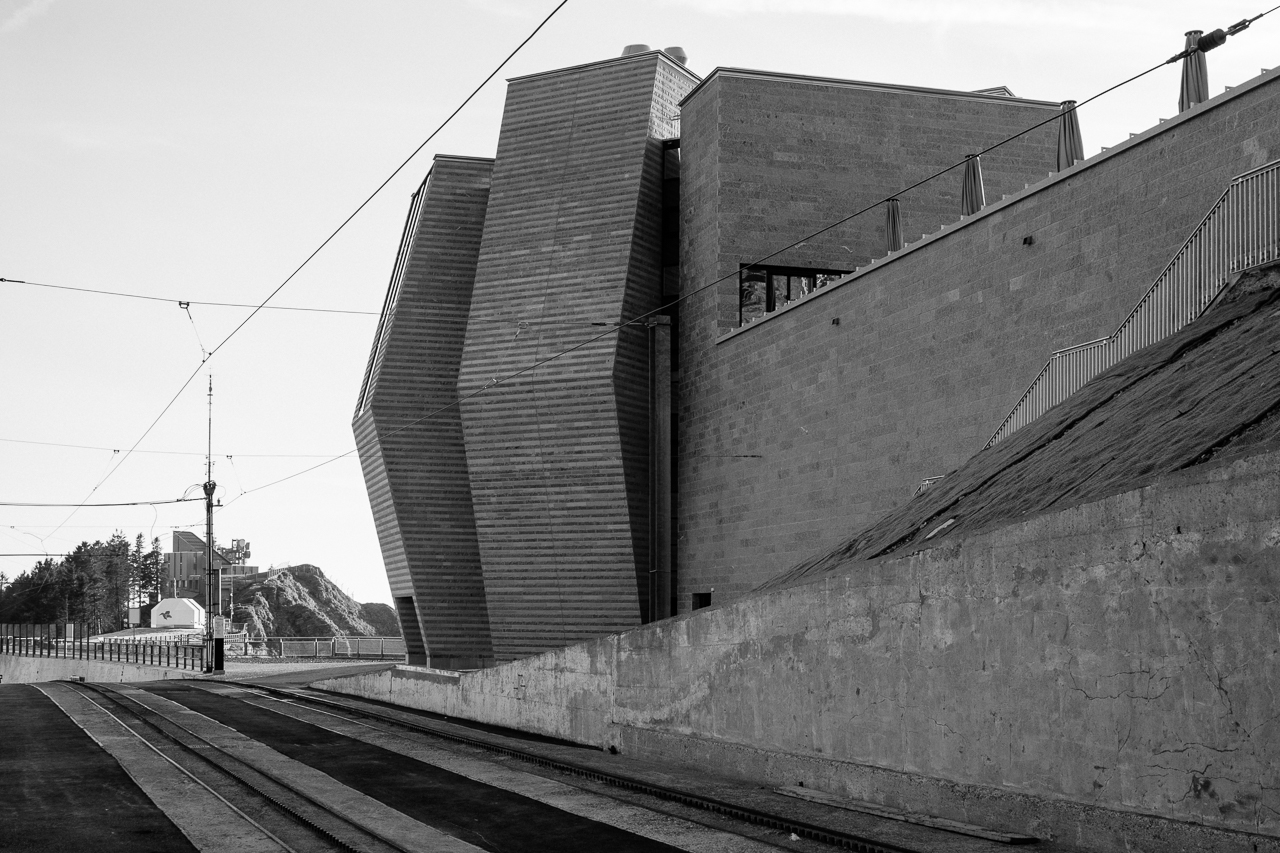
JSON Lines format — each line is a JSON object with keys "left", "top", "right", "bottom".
{"left": 0, "top": 654, "right": 200, "bottom": 684}
{"left": 317, "top": 452, "right": 1280, "bottom": 850}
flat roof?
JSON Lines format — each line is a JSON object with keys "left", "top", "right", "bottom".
{"left": 507, "top": 49, "right": 700, "bottom": 86}
{"left": 433, "top": 154, "right": 496, "bottom": 164}
{"left": 680, "top": 67, "right": 1061, "bottom": 109}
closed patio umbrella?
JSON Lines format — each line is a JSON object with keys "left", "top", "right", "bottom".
{"left": 1179, "top": 30, "right": 1210, "bottom": 112}
{"left": 960, "top": 155, "right": 985, "bottom": 216}
{"left": 885, "top": 198, "right": 903, "bottom": 253}
{"left": 1056, "top": 100, "right": 1084, "bottom": 171}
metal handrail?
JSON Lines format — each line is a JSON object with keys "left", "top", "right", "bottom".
{"left": 913, "top": 475, "right": 947, "bottom": 496}
{"left": 0, "top": 622, "right": 206, "bottom": 672}
{"left": 230, "top": 635, "right": 407, "bottom": 660}
{"left": 987, "top": 158, "right": 1280, "bottom": 448}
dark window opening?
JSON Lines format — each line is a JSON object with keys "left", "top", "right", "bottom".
{"left": 738, "top": 265, "right": 849, "bottom": 327}
{"left": 394, "top": 596, "right": 428, "bottom": 666}
{"left": 692, "top": 592, "right": 712, "bottom": 610}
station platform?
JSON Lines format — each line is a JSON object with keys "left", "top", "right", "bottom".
{"left": 0, "top": 683, "right": 196, "bottom": 853}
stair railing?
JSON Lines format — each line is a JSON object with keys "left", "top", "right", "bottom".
{"left": 987, "top": 158, "right": 1280, "bottom": 448}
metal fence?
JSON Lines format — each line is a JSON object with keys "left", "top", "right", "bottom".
{"left": 0, "top": 623, "right": 206, "bottom": 672}
{"left": 913, "top": 475, "right": 947, "bottom": 496}
{"left": 987, "top": 158, "right": 1280, "bottom": 448}
{"left": 229, "top": 636, "right": 406, "bottom": 660}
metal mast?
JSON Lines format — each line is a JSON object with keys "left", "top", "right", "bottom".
{"left": 203, "top": 375, "right": 219, "bottom": 673}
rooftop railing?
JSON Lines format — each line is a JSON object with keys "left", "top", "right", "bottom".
{"left": 987, "top": 157, "right": 1280, "bottom": 448}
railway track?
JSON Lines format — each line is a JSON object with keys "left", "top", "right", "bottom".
{"left": 202, "top": 679, "right": 998, "bottom": 853}
{"left": 61, "top": 680, "right": 431, "bottom": 853}
{"left": 57, "top": 678, "right": 1014, "bottom": 853}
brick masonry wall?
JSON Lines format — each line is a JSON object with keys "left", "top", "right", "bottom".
{"left": 676, "top": 68, "right": 1280, "bottom": 608}
{"left": 353, "top": 155, "right": 495, "bottom": 669}
{"left": 680, "top": 71, "right": 1063, "bottom": 335}
{"left": 458, "top": 54, "right": 697, "bottom": 661}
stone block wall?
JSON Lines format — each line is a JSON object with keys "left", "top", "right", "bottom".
{"left": 679, "top": 70, "right": 1062, "bottom": 335}
{"left": 676, "top": 68, "right": 1280, "bottom": 607}
{"left": 458, "top": 52, "right": 698, "bottom": 661}
{"left": 353, "top": 155, "right": 495, "bottom": 668}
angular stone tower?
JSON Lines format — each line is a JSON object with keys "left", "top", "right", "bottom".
{"left": 354, "top": 155, "right": 496, "bottom": 669}
{"left": 457, "top": 52, "right": 696, "bottom": 660}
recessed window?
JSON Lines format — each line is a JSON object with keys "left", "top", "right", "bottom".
{"left": 739, "top": 265, "right": 849, "bottom": 326}
{"left": 692, "top": 592, "right": 712, "bottom": 610}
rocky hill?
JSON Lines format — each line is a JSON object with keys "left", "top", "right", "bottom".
{"left": 230, "top": 564, "right": 400, "bottom": 638}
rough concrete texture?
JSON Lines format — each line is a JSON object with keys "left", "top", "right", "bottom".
{"left": 317, "top": 448, "right": 1280, "bottom": 851}
{"left": 0, "top": 654, "right": 201, "bottom": 684}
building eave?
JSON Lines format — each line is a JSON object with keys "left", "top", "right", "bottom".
{"left": 679, "top": 67, "right": 1061, "bottom": 109}
{"left": 507, "top": 49, "right": 700, "bottom": 86}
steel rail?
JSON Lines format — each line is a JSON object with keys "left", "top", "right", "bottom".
{"left": 61, "top": 681, "right": 410, "bottom": 853}
{"left": 57, "top": 681, "right": 300, "bottom": 853}
{"left": 218, "top": 680, "right": 964, "bottom": 853}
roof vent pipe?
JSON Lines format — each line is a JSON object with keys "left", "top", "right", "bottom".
{"left": 622, "top": 44, "right": 651, "bottom": 56}
{"left": 663, "top": 46, "right": 688, "bottom": 65}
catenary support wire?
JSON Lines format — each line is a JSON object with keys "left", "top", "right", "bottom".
{"left": 30, "top": 0, "right": 570, "bottom": 541}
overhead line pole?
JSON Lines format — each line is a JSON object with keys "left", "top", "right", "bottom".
{"left": 203, "top": 375, "right": 220, "bottom": 674}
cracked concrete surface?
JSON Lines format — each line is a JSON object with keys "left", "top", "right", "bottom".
{"left": 317, "top": 267, "right": 1280, "bottom": 851}
{"left": 319, "top": 450, "right": 1280, "bottom": 851}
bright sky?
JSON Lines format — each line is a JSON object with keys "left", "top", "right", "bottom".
{"left": 1, "top": 0, "right": 1273, "bottom": 604}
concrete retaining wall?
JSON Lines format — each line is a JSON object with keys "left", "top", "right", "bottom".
{"left": 317, "top": 450, "right": 1280, "bottom": 850}
{"left": 0, "top": 654, "right": 201, "bottom": 684}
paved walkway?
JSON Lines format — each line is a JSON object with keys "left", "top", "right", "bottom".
{"left": 0, "top": 683, "right": 195, "bottom": 853}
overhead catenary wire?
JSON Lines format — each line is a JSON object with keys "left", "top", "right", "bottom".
{"left": 29, "top": 0, "right": 570, "bottom": 542}
{"left": 0, "top": 553, "right": 74, "bottom": 557}
{"left": 15, "top": 10, "right": 1276, "bottom": 531}
{"left": 0, "top": 498, "right": 200, "bottom": 508}
{"left": 0, "top": 276, "right": 619, "bottom": 325}
{"left": 0, "top": 278, "right": 380, "bottom": 315}
{"left": 224, "top": 25, "right": 1279, "bottom": 502}
{"left": 0, "top": 436, "right": 350, "bottom": 459}
{"left": 180, "top": 301, "right": 209, "bottom": 363}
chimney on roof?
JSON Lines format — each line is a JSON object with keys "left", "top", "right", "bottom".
{"left": 622, "top": 44, "right": 651, "bottom": 56}
{"left": 663, "top": 46, "right": 688, "bottom": 65}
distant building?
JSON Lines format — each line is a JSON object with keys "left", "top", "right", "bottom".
{"left": 163, "top": 531, "right": 257, "bottom": 613}
{"left": 149, "top": 596, "right": 205, "bottom": 630}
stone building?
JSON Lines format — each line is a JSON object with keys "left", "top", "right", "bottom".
{"left": 163, "top": 531, "right": 256, "bottom": 613}
{"left": 353, "top": 46, "right": 1081, "bottom": 666}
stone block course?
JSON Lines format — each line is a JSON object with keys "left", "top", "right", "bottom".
{"left": 458, "top": 53, "right": 697, "bottom": 662}
{"left": 354, "top": 155, "right": 496, "bottom": 668}
{"left": 677, "top": 70, "right": 1280, "bottom": 605}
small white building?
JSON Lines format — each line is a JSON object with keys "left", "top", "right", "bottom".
{"left": 150, "top": 597, "right": 206, "bottom": 630}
